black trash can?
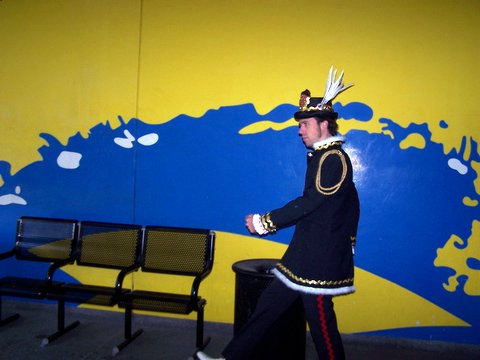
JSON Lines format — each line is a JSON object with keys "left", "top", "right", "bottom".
{"left": 232, "top": 259, "right": 306, "bottom": 360}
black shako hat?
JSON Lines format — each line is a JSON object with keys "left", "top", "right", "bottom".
{"left": 294, "top": 96, "right": 338, "bottom": 120}
{"left": 294, "top": 67, "right": 354, "bottom": 121}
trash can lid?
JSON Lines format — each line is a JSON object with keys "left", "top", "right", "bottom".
{"left": 232, "top": 258, "right": 280, "bottom": 277}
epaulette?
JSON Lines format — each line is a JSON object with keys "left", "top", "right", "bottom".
{"left": 316, "top": 149, "right": 347, "bottom": 195}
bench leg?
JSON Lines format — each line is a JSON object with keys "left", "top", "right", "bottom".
{"left": 0, "top": 313, "right": 20, "bottom": 327}
{"left": 41, "top": 299, "right": 80, "bottom": 347}
{"left": 0, "top": 297, "right": 21, "bottom": 327}
{"left": 196, "top": 304, "right": 211, "bottom": 350}
{"left": 112, "top": 328, "right": 143, "bottom": 356}
{"left": 112, "top": 304, "right": 143, "bottom": 356}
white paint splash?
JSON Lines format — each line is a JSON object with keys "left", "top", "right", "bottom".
{"left": 448, "top": 158, "right": 468, "bottom": 175}
{"left": 138, "top": 133, "right": 159, "bottom": 146}
{"left": 114, "top": 130, "right": 136, "bottom": 149}
{"left": 114, "top": 130, "right": 159, "bottom": 149}
{"left": 57, "top": 151, "right": 82, "bottom": 169}
{"left": 0, "top": 186, "right": 27, "bottom": 206}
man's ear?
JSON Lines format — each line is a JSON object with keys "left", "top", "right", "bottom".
{"left": 320, "top": 119, "right": 329, "bottom": 131}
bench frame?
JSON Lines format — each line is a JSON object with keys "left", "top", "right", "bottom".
{"left": 0, "top": 216, "right": 79, "bottom": 328}
{"left": 43, "top": 220, "right": 143, "bottom": 347}
{"left": 0, "top": 217, "right": 216, "bottom": 357}
{"left": 115, "top": 225, "right": 216, "bottom": 355}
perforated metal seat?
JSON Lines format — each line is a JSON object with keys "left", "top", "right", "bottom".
{"left": 43, "top": 221, "right": 143, "bottom": 346}
{"left": 0, "top": 216, "right": 78, "bottom": 327}
{"left": 116, "top": 226, "right": 215, "bottom": 355}
{"left": 126, "top": 292, "right": 195, "bottom": 313}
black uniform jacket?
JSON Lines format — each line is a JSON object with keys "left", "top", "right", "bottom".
{"left": 262, "top": 140, "right": 360, "bottom": 296}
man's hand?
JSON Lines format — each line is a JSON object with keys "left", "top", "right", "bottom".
{"left": 245, "top": 214, "right": 256, "bottom": 234}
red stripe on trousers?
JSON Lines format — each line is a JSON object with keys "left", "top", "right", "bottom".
{"left": 317, "top": 295, "right": 335, "bottom": 360}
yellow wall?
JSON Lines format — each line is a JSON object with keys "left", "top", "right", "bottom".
{"left": 1, "top": 0, "right": 479, "bottom": 342}
{"left": 2, "top": 0, "right": 479, "bottom": 173}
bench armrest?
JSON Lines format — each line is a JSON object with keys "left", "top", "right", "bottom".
{"left": 190, "top": 231, "right": 215, "bottom": 299}
{"left": 114, "top": 263, "right": 141, "bottom": 297}
{"left": 46, "top": 258, "right": 76, "bottom": 285}
{"left": 190, "top": 268, "right": 212, "bottom": 299}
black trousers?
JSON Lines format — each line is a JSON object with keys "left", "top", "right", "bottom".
{"left": 223, "top": 278, "right": 345, "bottom": 360}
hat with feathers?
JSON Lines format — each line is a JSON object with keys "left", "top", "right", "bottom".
{"left": 294, "top": 66, "right": 354, "bottom": 121}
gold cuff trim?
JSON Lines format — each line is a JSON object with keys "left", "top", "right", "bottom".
{"left": 277, "top": 263, "right": 353, "bottom": 287}
{"left": 261, "top": 212, "right": 277, "bottom": 233}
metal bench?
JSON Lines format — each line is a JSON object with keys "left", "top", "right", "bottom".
{"left": 0, "top": 216, "right": 78, "bottom": 327}
{"left": 115, "top": 225, "right": 216, "bottom": 356}
{"left": 43, "top": 220, "right": 143, "bottom": 346}
{"left": 1, "top": 217, "right": 216, "bottom": 357}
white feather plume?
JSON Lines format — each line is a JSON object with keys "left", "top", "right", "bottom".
{"left": 320, "top": 66, "right": 354, "bottom": 107}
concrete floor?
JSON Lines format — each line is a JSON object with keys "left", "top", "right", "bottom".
{"left": 0, "top": 299, "right": 479, "bottom": 360}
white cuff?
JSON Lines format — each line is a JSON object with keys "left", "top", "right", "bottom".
{"left": 252, "top": 214, "right": 268, "bottom": 235}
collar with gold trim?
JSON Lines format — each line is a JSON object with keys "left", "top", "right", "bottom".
{"left": 312, "top": 135, "right": 345, "bottom": 151}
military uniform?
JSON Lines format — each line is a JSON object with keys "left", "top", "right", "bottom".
{"left": 197, "top": 68, "right": 359, "bottom": 360}
{"left": 268, "top": 138, "right": 359, "bottom": 296}
{"left": 223, "top": 136, "right": 360, "bottom": 360}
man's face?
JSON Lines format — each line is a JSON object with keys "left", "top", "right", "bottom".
{"left": 298, "top": 117, "right": 324, "bottom": 148}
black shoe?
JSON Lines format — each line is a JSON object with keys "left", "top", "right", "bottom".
{"left": 195, "top": 351, "right": 225, "bottom": 360}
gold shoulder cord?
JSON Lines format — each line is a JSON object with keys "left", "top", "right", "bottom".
{"left": 316, "top": 149, "right": 347, "bottom": 195}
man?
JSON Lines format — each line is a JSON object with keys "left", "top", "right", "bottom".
{"left": 196, "top": 67, "right": 360, "bottom": 360}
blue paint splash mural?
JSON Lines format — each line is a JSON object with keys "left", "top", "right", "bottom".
{"left": 0, "top": 101, "right": 478, "bottom": 344}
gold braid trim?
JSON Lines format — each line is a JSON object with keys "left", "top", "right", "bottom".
{"left": 277, "top": 263, "right": 353, "bottom": 286}
{"left": 313, "top": 141, "right": 343, "bottom": 151}
{"left": 261, "top": 212, "right": 277, "bottom": 233}
{"left": 316, "top": 149, "right": 347, "bottom": 195}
